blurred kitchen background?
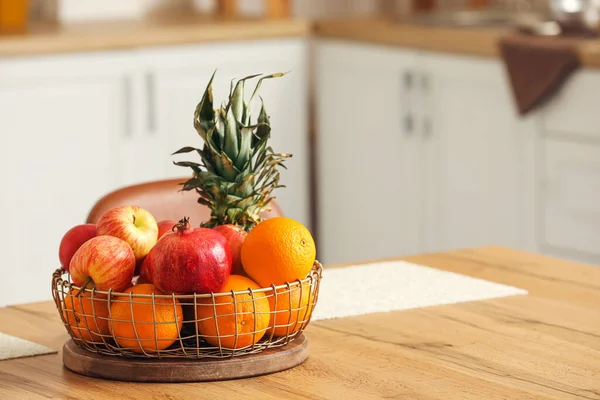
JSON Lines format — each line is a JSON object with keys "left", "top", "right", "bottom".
{"left": 1, "top": 0, "right": 598, "bottom": 305}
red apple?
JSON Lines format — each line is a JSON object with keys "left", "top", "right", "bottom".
{"left": 157, "top": 220, "right": 177, "bottom": 239}
{"left": 213, "top": 224, "right": 247, "bottom": 275}
{"left": 96, "top": 206, "right": 158, "bottom": 261}
{"left": 69, "top": 236, "right": 136, "bottom": 292}
{"left": 146, "top": 218, "right": 232, "bottom": 294}
{"left": 58, "top": 224, "right": 97, "bottom": 271}
{"left": 134, "top": 257, "right": 145, "bottom": 277}
{"left": 133, "top": 219, "right": 175, "bottom": 277}
{"left": 137, "top": 257, "right": 153, "bottom": 284}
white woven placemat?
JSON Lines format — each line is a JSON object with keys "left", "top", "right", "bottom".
{"left": 311, "top": 260, "right": 528, "bottom": 321}
{"left": 0, "top": 332, "right": 57, "bottom": 361}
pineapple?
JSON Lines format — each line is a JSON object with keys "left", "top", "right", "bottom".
{"left": 173, "top": 71, "right": 291, "bottom": 231}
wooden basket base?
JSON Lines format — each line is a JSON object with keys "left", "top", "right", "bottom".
{"left": 62, "top": 335, "right": 308, "bottom": 382}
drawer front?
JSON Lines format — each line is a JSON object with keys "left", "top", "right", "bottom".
{"left": 542, "top": 70, "right": 600, "bottom": 140}
{"left": 542, "top": 139, "right": 600, "bottom": 257}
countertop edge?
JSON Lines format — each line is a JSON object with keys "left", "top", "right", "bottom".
{"left": 3, "top": 17, "right": 600, "bottom": 69}
{"left": 0, "top": 18, "right": 312, "bottom": 58}
{"left": 314, "top": 18, "right": 502, "bottom": 59}
{"left": 314, "top": 18, "right": 600, "bottom": 69}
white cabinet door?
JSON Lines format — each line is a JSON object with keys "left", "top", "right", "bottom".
{"left": 422, "top": 53, "right": 537, "bottom": 253}
{"left": 0, "top": 54, "right": 131, "bottom": 306}
{"left": 142, "top": 39, "right": 310, "bottom": 227}
{"left": 315, "top": 41, "right": 422, "bottom": 264}
{"left": 542, "top": 70, "right": 600, "bottom": 140}
{"left": 542, "top": 139, "right": 600, "bottom": 263}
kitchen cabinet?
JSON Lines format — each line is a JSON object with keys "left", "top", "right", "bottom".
{"left": 315, "top": 43, "right": 421, "bottom": 264}
{"left": 0, "top": 39, "right": 310, "bottom": 306}
{"left": 541, "top": 139, "right": 600, "bottom": 263}
{"left": 0, "top": 52, "right": 134, "bottom": 305}
{"left": 541, "top": 70, "right": 600, "bottom": 140}
{"left": 538, "top": 70, "right": 600, "bottom": 265}
{"left": 316, "top": 41, "right": 537, "bottom": 264}
{"left": 420, "top": 53, "right": 537, "bottom": 254}
{"left": 142, "top": 39, "right": 310, "bottom": 227}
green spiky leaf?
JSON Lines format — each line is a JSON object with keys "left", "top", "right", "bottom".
{"left": 172, "top": 146, "right": 198, "bottom": 155}
{"left": 194, "top": 71, "right": 217, "bottom": 140}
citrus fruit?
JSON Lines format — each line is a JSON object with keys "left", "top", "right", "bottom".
{"left": 109, "top": 283, "right": 183, "bottom": 353}
{"left": 196, "top": 275, "right": 270, "bottom": 349}
{"left": 241, "top": 217, "right": 316, "bottom": 287}
{"left": 63, "top": 289, "right": 110, "bottom": 342}
{"left": 267, "top": 281, "right": 314, "bottom": 337}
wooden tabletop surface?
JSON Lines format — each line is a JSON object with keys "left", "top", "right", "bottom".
{"left": 1, "top": 246, "right": 599, "bottom": 399}
{"left": 0, "top": 14, "right": 310, "bottom": 57}
{"left": 315, "top": 18, "right": 600, "bottom": 69}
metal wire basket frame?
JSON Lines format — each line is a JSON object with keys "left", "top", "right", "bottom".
{"left": 52, "top": 261, "right": 322, "bottom": 359}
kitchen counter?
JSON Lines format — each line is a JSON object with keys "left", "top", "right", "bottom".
{"left": 1, "top": 246, "right": 599, "bottom": 399}
{"left": 6, "top": 15, "right": 600, "bottom": 68}
{"left": 0, "top": 15, "right": 310, "bottom": 57}
{"left": 315, "top": 17, "right": 600, "bottom": 69}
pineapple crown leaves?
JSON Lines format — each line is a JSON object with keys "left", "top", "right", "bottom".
{"left": 172, "top": 70, "right": 292, "bottom": 231}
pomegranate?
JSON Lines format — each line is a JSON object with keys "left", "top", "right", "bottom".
{"left": 213, "top": 224, "right": 248, "bottom": 275}
{"left": 147, "top": 217, "right": 232, "bottom": 294}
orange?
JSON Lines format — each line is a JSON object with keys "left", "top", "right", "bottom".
{"left": 63, "top": 289, "right": 110, "bottom": 342}
{"left": 266, "top": 281, "right": 314, "bottom": 337}
{"left": 109, "top": 284, "right": 183, "bottom": 354}
{"left": 241, "top": 217, "right": 316, "bottom": 287}
{"left": 196, "top": 275, "right": 270, "bottom": 349}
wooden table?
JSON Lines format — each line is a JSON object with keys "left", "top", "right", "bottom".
{"left": 1, "top": 246, "right": 599, "bottom": 399}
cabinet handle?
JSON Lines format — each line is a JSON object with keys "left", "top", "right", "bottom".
{"left": 402, "top": 70, "right": 414, "bottom": 135}
{"left": 146, "top": 73, "right": 156, "bottom": 136}
{"left": 421, "top": 72, "right": 430, "bottom": 92}
{"left": 123, "top": 76, "right": 133, "bottom": 138}
{"left": 423, "top": 116, "right": 432, "bottom": 138}
{"left": 421, "top": 72, "right": 432, "bottom": 139}
{"left": 404, "top": 70, "right": 413, "bottom": 89}
{"left": 404, "top": 114, "right": 414, "bottom": 134}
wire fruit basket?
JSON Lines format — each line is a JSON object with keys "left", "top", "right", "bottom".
{"left": 52, "top": 261, "right": 322, "bottom": 360}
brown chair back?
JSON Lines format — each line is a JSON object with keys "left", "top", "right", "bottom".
{"left": 86, "top": 178, "right": 283, "bottom": 226}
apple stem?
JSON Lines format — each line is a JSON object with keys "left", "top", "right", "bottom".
{"left": 132, "top": 214, "right": 136, "bottom": 225}
{"left": 75, "top": 277, "right": 93, "bottom": 297}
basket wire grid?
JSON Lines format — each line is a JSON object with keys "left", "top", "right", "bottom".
{"left": 52, "top": 261, "right": 322, "bottom": 359}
